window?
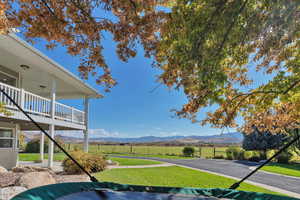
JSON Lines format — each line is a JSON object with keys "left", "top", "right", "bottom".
{"left": 0, "top": 128, "right": 14, "bottom": 148}
{"left": 0, "top": 71, "right": 17, "bottom": 87}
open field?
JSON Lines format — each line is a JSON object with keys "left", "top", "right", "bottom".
{"left": 108, "top": 153, "right": 196, "bottom": 159}
{"left": 18, "top": 144, "right": 230, "bottom": 162}
{"left": 96, "top": 166, "right": 282, "bottom": 196}
{"left": 19, "top": 144, "right": 230, "bottom": 161}
{"left": 261, "top": 163, "right": 300, "bottom": 178}
{"left": 64, "top": 144, "right": 229, "bottom": 158}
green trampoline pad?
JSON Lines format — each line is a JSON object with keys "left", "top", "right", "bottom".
{"left": 11, "top": 182, "right": 300, "bottom": 200}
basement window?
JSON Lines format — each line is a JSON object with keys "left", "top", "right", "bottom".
{"left": 0, "top": 128, "right": 14, "bottom": 148}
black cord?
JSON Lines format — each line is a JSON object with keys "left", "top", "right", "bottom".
{"left": 229, "top": 129, "right": 300, "bottom": 189}
{"left": 0, "top": 88, "right": 99, "bottom": 182}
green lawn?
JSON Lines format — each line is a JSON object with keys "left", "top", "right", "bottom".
{"left": 108, "top": 153, "right": 196, "bottom": 159}
{"left": 96, "top": 166, "right": 282, "bottom": 196}
{"left": 19, "top": 153, "right": 67, "bottom": 161}
{"left": 109, "top": 157, "right": 162, "bottom": 166}
{"left": 261, "top": 163, "right": 300, "bottom": 177}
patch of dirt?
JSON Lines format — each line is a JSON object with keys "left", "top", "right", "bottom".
{"left": 53, "top": 172, "right": 90, "bottom": 183}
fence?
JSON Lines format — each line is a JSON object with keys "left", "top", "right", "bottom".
{"left": 65, "top": 144, "right": 229, "bottom": 158}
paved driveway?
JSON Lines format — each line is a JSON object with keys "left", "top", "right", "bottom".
{"left": 112, "top": 156, "right": 300, "bottom": 194}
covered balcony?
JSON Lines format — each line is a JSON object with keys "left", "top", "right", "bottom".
{"left": 0, "top": 33, "right": 100, "bottom": 168}
{"left": 0, "top": 33, "right": 99, "bottom": 131}
{"left": 0, "top": 81, "right": 86, "bottom": 130}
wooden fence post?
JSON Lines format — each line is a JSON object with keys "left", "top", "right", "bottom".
{"left": 98, "top": 144, "right": 100, "bottom": 152}
{"left": 199, "top": 146, "right": 202, "bottom": 158}
{"left": 213, "top": 147, "right": 216, "bottom": 158}
{"left": 130, "top": 145, "right": 133, "bottom": 154}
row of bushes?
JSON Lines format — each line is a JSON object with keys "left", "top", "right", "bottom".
{"left": 225, "top": 147, "right": 296, "bottom": 164}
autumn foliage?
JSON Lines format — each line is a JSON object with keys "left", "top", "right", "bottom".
{"left": 0, "top": 0, "right": 299, "bottom": 134}
{"left": 156, "top": 0, "right": 300, "bottom": 134}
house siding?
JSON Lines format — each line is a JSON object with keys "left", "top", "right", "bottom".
{"left": 0, "top": 122, "right": 18, "bottom": 169}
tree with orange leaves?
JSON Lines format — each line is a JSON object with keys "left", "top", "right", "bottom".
{"left": 0, "top": 0, "right": 299, "bottom": 136}
{"left": 156, "top": 0, "right": 300, "bottom": 135}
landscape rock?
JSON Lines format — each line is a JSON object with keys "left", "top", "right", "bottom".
{"left": 12, "top": 165, "right": 49, "bottom": 173}
{"left": 0, "top": 186, "right": 27, "bottom": 200}
{"left": 54, "top": 172, "right": 90, "bottom": 183}
{"left": 106, "top": 160, "right": 114, "bottom": 165}
{"left": 0, "top": 166, "right": 7, "bottom": 173}
{"left": 0, "top": 166, "right": 8, "bottom": 173}
{"left": 16, "top": 172, "right": 56, "bottom": 189}
{"left": 0, "top": 172, "right": 21, "bottom": 187}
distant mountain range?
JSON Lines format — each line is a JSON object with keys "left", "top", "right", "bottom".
{"left": 48, "top": 132, "right": 244, "bottom": 144}
{"left": 24, "top": 132, "right": 243, "bottom": 144}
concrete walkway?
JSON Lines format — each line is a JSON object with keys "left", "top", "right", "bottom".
{"left": 19, "top": 161, "right": 174, "bottom": 171}
{"left": 112, "top": 156, "right": 300, "bottom": 198}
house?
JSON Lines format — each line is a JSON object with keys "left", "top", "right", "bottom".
{"left": 0, "top": 33, "right": 100, "bottom": 169}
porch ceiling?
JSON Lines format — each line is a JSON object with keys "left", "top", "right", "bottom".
{"left": 0, "top": 33, "right": 100, "bottom": 100}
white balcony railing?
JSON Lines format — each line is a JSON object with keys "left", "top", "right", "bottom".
{"left": 0, "top": 82, "right": 85, "bottom": 125}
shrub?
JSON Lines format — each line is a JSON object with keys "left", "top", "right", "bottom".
{"left": 213, "top": 155, "right": 225, "bottom": 159}
{"left": 266, "top": 150, "right": 277, "bottom": 162}
{"left": 182, "top": 146, "right": 195, "bottom": 157}
{"left": 62, "top": 151, "right": 107, "bottom": 174}
{"left": 226, "top": 146, "right": 243, "bottom": 160}
{"left": 25, "top": 137, "right": 64, "bottom": 153}
{"left": 252, "top": 151, "right": 261, "bottom": 158}
{"left": 259, "top": 151, "right": 267, "bottom": 160}
{"left": 245, "top": 151, "right": 266, "bottom": 162}
{"left": 18, "top": 132, "right": 26, "bottom": 151}
{"left": 238, "top": 149, "right": 245, "bottom": 160}
{"left": 243, "top": 151, "right": 253, "bottom": 160}
{"left": 277, "top": 152, "right": 291, "bottom": 164}
{"left": 25, "top": 138, "right": 48, "bottom": 153}
{"left": 166, "top": 153, "right": 177, "bottom": 156}
{"left": 277, "top": 151, "right": 293, "bottom": 164}
{"left": 243, "top": 128, "right": 286, "bottom": 151}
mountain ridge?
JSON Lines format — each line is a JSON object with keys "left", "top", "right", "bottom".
{"left": 57, "top": 132, "right": 244, "bottom": 144}
{"left": 24, "top": 132, "right": 243, "bottom": 144}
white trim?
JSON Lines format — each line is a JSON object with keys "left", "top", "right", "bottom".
{"left": 7, "top": 33, "right": 99, "bottom": 98}
{"left": 0, "top": 70, "right": 18, "bottom": 87}
{"left": 83, "top": 97, "right": 89, "bottom": 152}
{"left": 0, "top": 81, "right": 85, "bottom": 125}
{"left": 0, "top": 127, "right": 15, "bottom": 149}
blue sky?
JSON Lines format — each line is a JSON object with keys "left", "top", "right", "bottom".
{"left": 23, "top": 33, "right": 237, "bottom": 138}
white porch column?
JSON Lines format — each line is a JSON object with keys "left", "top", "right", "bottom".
{"left": 40, "top": 132, "right": 44, "bottom": 161}
{"left": 48, "top": 79, "right": 56, "bottom": 168}
{"left": 14, "top": 124, "right": 20, "bottom": 151}
{"left": 83, "top": 97, "right": 89, "bottom": 153}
